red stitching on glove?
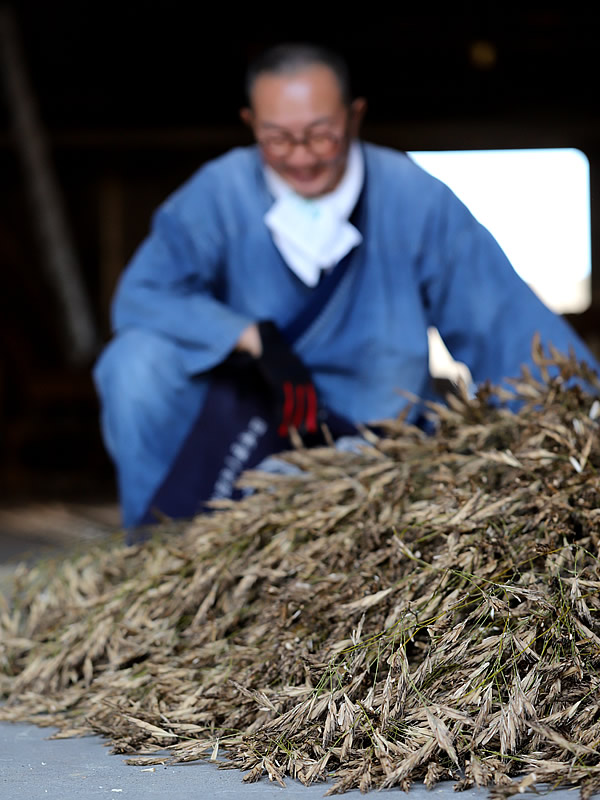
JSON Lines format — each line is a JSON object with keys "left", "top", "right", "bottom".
{"left": 292, "top": 385, "right": 306, "bottom": 431}
{"left": 278, "top": 380, "right": 295, "bottom": 436}
{"left": 305, "top": 384, "right": 318, "bottom": 433}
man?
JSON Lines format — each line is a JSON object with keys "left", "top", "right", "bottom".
{"left": 94, "top": 43, "right": 598, "bottom": 534}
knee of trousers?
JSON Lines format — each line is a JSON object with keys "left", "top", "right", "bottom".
{"left": 93, "top": 329, "right": 204, "bottom": 457}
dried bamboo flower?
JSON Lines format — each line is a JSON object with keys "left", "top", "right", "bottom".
{"left": 2, "top": 342, "right": 600, "bottom": 796}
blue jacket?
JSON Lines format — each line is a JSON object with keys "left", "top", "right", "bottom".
{"left": 111, "top": 141, "right": 596, "bottom": 425}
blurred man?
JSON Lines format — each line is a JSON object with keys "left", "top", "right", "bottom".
{"left": 94, "top": 43, "right": 598, "bottom": 535}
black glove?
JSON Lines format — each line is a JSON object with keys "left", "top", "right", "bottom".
{"left": 256, "top": 321, "right": 319, "bottom": 436}
{"left": 215, "top": 349, "right": 257, "bottom": 376}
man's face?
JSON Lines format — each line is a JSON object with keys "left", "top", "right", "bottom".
{"left": 242, "top": 65, "right": 364, "bottom": 198}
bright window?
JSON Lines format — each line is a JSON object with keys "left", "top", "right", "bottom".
{"left": 408, "top": 148, "right": 591, "bottom": 314}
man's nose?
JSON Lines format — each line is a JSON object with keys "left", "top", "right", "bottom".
{"left": 285, "top": 141, "right": 317, "bottom": 167}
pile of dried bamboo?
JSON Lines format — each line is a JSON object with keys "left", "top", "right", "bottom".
{"left": 1, "top": 340, "right": 600, "bottom": 797}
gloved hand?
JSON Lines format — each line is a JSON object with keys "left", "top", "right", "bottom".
{"left": 256, "top": 321, "right": 319, "bottom": 436}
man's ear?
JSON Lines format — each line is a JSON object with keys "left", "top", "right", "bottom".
{"left": 349, "top": 97, "right": 367, "bottom": 136}
{"left": 240, "top": 107, "right": 254, "bottom": 128}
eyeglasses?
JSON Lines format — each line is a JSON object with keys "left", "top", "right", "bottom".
{"left": 257, "top": 127, "right": 345, "bottom": 159}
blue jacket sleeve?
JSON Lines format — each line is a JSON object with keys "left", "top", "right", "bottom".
{"left": 110, "top": 175, "right": 252, "bottom": 375}
{"left": 418, "top": 181, "right": 598, "bottom": 387}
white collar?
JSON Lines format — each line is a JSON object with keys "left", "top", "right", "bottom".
{"left": 263, "top": 142, "right": 364, "bottom": 287}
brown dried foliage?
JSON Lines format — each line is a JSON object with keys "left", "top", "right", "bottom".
{"left": 1, "top": 338, "right": 600, "bottom": 797}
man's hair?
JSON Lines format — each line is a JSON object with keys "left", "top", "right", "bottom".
{"left": 245, "top": 43, "right": 352, "bottom": 106}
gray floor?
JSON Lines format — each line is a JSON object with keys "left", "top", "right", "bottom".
{"left": 0, "top": 720, "right": 586, "bottom": 800}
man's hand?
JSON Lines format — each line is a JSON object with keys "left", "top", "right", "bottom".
{"left": 256, "top": 321, "right": 319, "bottom": 436}
{"left": 235, "top": 323, "right": 263, "bottom": 358}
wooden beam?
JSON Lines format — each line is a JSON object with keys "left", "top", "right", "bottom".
{"left": 0, "top": 5, "right": 99, "bottom": 365}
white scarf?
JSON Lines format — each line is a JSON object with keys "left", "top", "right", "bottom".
{"left": 263, "top": 141, "right": 364, "bottom": 287}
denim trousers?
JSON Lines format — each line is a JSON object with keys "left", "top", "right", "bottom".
{"left": 93, "top": 329, "right": 209, "bottom": 528}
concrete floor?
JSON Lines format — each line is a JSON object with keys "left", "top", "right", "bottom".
{"left": 2, "top": 720, "right": 581, "bottom": 800}
{"left": 0, "top": 501, "right": 121, "bottom": 594}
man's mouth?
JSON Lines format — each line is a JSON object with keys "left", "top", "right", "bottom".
{"left": 285, "top": 166, "right": 325, "bottom": 183}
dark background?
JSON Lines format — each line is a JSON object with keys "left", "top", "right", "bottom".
{"left": 1, "top": 3, "right": 599, "bottom": 504}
